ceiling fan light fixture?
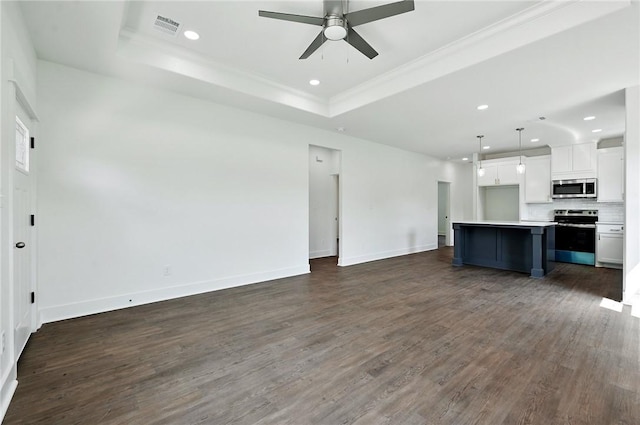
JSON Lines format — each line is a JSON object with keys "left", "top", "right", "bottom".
{"left": 324, "top": 16, "right": 347, "bottom": 40}
{"left": 259, "top": 1, "right": 415, "bottom": 59}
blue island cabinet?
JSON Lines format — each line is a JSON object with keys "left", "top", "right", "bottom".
{"left": 452, "top": 222, "right": 556, "bottom": 278}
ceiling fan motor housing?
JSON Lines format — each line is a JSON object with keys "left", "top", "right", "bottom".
{"left": 324, "top": 16, "right": 347, "bottom": 40}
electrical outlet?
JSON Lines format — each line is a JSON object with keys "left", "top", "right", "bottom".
{"left": 163, "top": 265, "right": 172, "bottom": 277}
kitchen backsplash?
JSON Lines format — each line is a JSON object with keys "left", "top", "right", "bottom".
{"left": 525, "top": 200, "right": 624, "bottom": 223}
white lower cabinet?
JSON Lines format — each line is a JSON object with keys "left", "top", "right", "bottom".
{"left": 596, "top": 224, "right": 623, "bottom": 268}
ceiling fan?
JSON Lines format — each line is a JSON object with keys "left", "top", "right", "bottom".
{"left": 258, "top": 0, "right": 415, "bottom": 60}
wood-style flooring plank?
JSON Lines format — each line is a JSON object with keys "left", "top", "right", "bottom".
{"left": 5, "top": 249, "right": 638, "bottom": 425}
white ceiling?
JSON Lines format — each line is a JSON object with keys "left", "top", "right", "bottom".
{"left": 18, "top": 0, "right": 640, "bottom": 161}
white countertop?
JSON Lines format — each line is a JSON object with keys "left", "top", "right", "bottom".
{"left": 453, "top": 220, "right": 557, "bottom": 227}
{"left": 597, "top": 221, "right": 623, "bottom": 225}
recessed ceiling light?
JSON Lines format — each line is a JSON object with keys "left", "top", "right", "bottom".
{"left": 477, "top": 104, "right": 489, "bottom": 110}
{"left": 483, "top": 145, "right": 490, "bottom": 150}
{"left": 309, "top": 79, "right": 320, "bottom": 86}
{"left": 584, "top": 116, "right": 596, "bottom": 121}
{"left": 592, "top": 129, "right": 602, "bottom": 133}
{"left": 531, "top": 138, "right": 539, "bottom": 142}
{"left": 336, "top": 127, "right": 345, "bottom": 132}
{"left": 183, "top": 30, "right": 200, "bottom": 40}
{"left": 462, "top": 157, "right": 469, "bottom": 161}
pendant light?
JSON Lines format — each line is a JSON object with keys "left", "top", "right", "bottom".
{"left": 477, "top": 135, "right": 485, "bottom": 177}
{"left": 516, "top": 127, "right": 525, "bottom": 174}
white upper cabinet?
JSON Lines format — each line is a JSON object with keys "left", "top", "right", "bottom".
{"left": 477, "top": 163, "right": 498, "bottom": 186}
{"left": 551, "top": 146, "right": 572, "bottom": 174}
{"left": 572, "top": 143, "right": 596, "bottom": 172}
{"left": 525, "top": 155, "right": 552, "bottom": 203}
{"left": 496, "top": 162, "right": 519, "bottom": 185}
{"left": 597, "top": 146, "right": 624, "bottom": 202}
{"left": 477, "top": 158, "right": 520, "bottom": 186}
{"left": 551, "top": 142, "right": 597, "bottom": 180}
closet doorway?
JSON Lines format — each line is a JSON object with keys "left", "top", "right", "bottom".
{"left": 309, "top": 145, "right": 341, "bottom": 263}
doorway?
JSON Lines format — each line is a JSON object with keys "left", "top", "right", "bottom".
{"left": 309, "top": 145, "right": 341, "bottom": 263}
{"left": 438, "top": 181, "right": 451, "bottom": 247}
{"left": 14, "top": 103, "right": 35, "bottom": 359}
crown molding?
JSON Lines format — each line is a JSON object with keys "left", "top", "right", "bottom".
{"left": 117, "top": 28, "right": 331, "bottom": 116}
{"left": 116, "top": 1, "right": 631, "bottom": 119}
{"left": 328, "top": 0, "right": 631, "bottom": 117}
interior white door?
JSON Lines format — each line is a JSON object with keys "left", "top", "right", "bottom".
{"left": 14, "top": 105, "right": 33, "bottom": 359}
{"left": 438, "top": 182, "right": 451, "bottom": 246}
{"left": 331, "top": 175, "right": 339, "bottom": 256}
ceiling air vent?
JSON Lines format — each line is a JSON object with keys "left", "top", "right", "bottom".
{"left": 153, "top": 15, "right": 180, "bottom": 36}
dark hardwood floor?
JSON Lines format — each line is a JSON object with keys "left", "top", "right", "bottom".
{"left": 6, "top": 248, "right": 637, "bottom": 425}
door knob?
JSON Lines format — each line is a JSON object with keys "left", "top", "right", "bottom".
{"left": 15, "top": 242, "right": 25, "bottom": 249}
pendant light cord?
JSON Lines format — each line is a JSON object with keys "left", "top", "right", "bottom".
{"left": 477, "top": 135, "right": 484, "bottom": 170}
{"left": 516, "top": 128, "right": 525, "bottom": 174}
{"left": 517, "top": 128, "right": 524, "bottom": 164}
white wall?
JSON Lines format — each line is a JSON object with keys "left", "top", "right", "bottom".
{"left": 36, "top": 61, "right": 448, "bottom": 322}
{"left": 0, "top": 1, "right": 38, "bottom": 420}
{"left": 483, "top": 186, "right": 519, "bottom": 221}
{"left": 320, "top": 137, "right": 439, "bottom": 266}
{"left": 624, "top": 85, "right": 640, "bottom": 302}
{"left": 309, "top": 145, "right": 339, "bottom": 259}
{"left": 37, "top": 61, "right": 310, "bottom": 322}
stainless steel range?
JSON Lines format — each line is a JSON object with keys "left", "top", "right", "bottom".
{"left": 554, "top": 209, "right": 598, "bottom": 266}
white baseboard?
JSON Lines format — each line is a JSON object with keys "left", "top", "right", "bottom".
{"left": 1, "top": 378, "right": 18, "bottom": 424}
{"left": 40, "top": 264, "right": 310, "bottom": 324}
{"left": 630, "top": 295, "right": 640, "bottom": 319}
{"left": 309, "top": 249, "right": 334, "bottom": 259}
{"left": 338, "top": 244, "right": 436, "bottom": 267}
{"left": 623, "top": 263, "right": 640, "bottom": 305}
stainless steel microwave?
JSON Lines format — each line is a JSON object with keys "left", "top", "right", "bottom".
{"left": 551, "top": 178, "right": 597, "bottom": 199}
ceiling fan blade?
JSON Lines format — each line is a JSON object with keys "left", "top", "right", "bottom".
{"left": 300, "top": 31, "right": 327, "bottom": 59}
{"left": 346, "top": 27, "right": 378, "bottom": 59}
{"left": 258, "top": 10, "right": 324, "bottom": 26}
{"left": 346, "top": 0, "right": 415, "bottom": 27}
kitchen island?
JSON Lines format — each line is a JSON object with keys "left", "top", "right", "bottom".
{"left": 452, "top": 221, "right": 556, "bottom": 278}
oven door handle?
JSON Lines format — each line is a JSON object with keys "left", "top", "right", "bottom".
{"left": 555, "top": 223, "right": 597, "bottom": 229}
